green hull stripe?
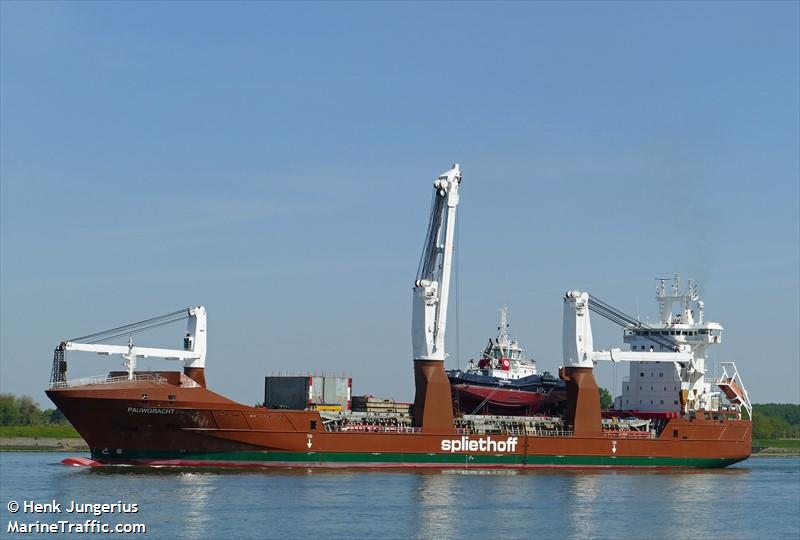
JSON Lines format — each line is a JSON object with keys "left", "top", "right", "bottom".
{"left": 91, "top": 449, "right": 743, "bottom": 468}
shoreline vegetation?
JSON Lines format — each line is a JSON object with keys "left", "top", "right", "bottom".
{"left": 1, "top": 393, "right": 798, "bottom": 454}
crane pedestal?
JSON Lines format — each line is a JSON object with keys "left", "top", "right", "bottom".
{"left": 412, "top": 360, "right": 455, "bottom": 433}
{"left": 560, "top": 366, "right": 602, "bottom": 435}
{"left": 184, "top": 367, "right": 206, "bottom": 388}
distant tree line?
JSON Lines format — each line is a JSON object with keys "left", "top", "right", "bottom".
{"left": 0, "top": 393, "right": 68, "bottom": 426}
{"left": 599, "top": 387, "right": 613, "bottom": 410}
{"left": 752, "top": 403, "right": 800, "bottom": 439}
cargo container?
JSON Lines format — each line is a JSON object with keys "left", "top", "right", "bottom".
{"left": 264, "top": 375, "right": 351, "bottom": 411}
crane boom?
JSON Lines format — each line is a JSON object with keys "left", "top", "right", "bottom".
{"left": 563, "top": 291, "right": 692, "bottom": 368}
{"left": 63, "top": 342, "right": 200, "bottom": 360}
{"left": 412, "top": 164, "right": 461, "bottom": 362}
{"left": 52, "top": 306, "right": 207, "bottom": 383}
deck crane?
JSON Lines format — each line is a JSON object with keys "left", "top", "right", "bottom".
{"left": 563, "top": 291, "right": 692, "bottom": 368}
{"left": 50, "top": 306, "right": 208, "bottom": 388}
{"left": 563, "top": 290, "right": 751, "bottom": 420}
{"left": 411, "top": 164, "right": 461, "bottom": 431}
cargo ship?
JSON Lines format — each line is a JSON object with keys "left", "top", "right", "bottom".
{"left": 47, "top": 164, "right": 752, "bottom": 469}
{"left": 447, "top": 307, "right": 566, "bottom": 416}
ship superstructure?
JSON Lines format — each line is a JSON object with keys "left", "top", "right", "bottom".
{"left": 613, "top": 275, "right": 745, "bottom": 416}
{"left": 47, "top": 163, "right": 752, "bottom": 470}
{"left": 474, "top": 308, "right": 538, "bottom": 379}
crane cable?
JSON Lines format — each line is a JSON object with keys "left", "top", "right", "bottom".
{"left": 66, "top": 308, "right": 189, "bottom": 344}
{"left": 587, "top": 295, "right": 681, "bottom": 352}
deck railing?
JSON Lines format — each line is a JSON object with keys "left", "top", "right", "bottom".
{"left": 602, "top": 430, "right": 657, "bottom": 439}
{"left": 326, "top": 424, "right": 422, "bottom": 434}
{"left": 49, "top": 373, "right": 168, "bottom": 389}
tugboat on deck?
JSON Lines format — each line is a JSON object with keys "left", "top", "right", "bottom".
{"left": 448, "top": 308, "right": 566, "bottom": 416}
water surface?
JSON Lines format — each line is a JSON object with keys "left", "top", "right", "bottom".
{"left": 1, "top": 453, "right": 797, "bottom": 539}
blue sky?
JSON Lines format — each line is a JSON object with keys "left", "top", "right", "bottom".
{"left": 1, "top": 1, "right": 798, "bottom": 406}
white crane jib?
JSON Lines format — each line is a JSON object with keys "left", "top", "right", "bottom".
{"left": 412, "top": 164, "right": 462, "bottom": 362}
{"left": 61, "top": 306, "right": 207, "bottom": 380}
{"left": 563, "top": 291, "right": 692, "bottom": 368}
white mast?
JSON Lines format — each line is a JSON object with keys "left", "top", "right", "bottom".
{"left": 412, "top": 164, "right": 462, "bottom": 362}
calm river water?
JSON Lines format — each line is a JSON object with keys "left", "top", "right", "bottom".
{"left": 0, "top": 452, "right": 798, "bottom": 539}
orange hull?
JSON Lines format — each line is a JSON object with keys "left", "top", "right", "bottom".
{"left": 46, "top": 374, "right": 751, "bottom": 469}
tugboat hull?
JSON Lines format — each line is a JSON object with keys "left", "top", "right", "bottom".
{"left": 450, "top": 383, "right": 565, "bottom": 415}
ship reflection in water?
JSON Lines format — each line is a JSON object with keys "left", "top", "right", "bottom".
{"left": 413, "top": 474, "right": 458, "bottom": 539}
{"left": 175, "top": 472, "right": 215, "bottom": 540}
